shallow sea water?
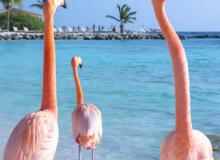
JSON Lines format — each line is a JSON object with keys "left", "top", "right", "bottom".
{"left": 0, "top": 40, "right": 219, "bottom": 160}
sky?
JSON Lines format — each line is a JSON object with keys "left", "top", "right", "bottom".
{"left": 2, "top": 0, "right": 220, "bottom": 31}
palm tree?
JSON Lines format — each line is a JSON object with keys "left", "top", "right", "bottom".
{"left": 0, "top": 0, "right": 22, "bottom": 8}
{"left": 106, "top": 4, "right": 137, "bottom": 33}
{"left": 0, "top": 0, "right": 23, "bottom": 30}
{"left": 30, "top": 0, "right": 43, "bottom": 10}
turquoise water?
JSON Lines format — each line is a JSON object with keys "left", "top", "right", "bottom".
{"left": 0, "top": 40, "right": 219, "bottom": 160}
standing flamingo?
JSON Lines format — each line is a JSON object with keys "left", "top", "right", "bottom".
{"left": 151, "top": 0, "right": 213, "bottom": 160}
{"left": 3, "top": 0, "right": 66, "bottom": 159}
{"left": 71, "top": 56, "right": 102, "bottom": 160}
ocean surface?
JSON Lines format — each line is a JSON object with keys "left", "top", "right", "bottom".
{"left": 0, "top": 40, "right": 219, "bottom": 160}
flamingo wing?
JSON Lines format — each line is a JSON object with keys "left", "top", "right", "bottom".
{"left": 72, "top": 103, "right": 102, "bottom": 149}
{"left": 72, "top": 104, "right": 102, "bottom": 138}
{"left": 4, "top": 111, "right": 58, "bottom": 160}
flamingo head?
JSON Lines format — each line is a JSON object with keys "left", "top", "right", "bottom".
{"left": 43, "top": 0, "right": 67, "bottom": 10}
{"left": 71, "top": 56, "right": 83, "bottom": 69}
{"left": 55, "top": 0, "right": 67, "bottom": 8}
{"left": 72, "top": 103, "right": 103, "bottom": 150}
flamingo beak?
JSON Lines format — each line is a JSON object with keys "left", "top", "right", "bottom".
{"left": 61, "top": 0, "right": 67, "bottom": 9}
{"left": 79, "top": 63, "right": 83, "bottom": 69}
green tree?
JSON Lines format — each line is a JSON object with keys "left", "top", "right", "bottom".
{"left": 0, "top": 0, "right": 22, "bottom": 9}
{"left": 0, "top": 0, "right": 23, "bottom": 30}
{"left": 0, "top": 9, "right": 44, "bottom": 31}
{"left": 30, "top": 0, "right": 43, "bottom": 10}
{"left": 106, "top": 4, "right": 137, "bottom": 33}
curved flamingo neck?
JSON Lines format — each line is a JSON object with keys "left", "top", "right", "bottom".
{"left": 153, "top": 2, "right": 192, "bottom": 138}
{"left": 40, "top": 14, "right": 57, "bottom": 115}
{"left": 72, "top": 66, "right": 84, "bottom": 105}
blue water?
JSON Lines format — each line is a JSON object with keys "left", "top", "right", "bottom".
{"left": 0, "top": 40, "right": 220, "bottom": 160}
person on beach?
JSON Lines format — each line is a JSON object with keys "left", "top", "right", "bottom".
{"left": 151, "top": 0, "right": 214, "bottom": 160}
{"left": 3, "top": 0, "right": 66, "bottom": 159}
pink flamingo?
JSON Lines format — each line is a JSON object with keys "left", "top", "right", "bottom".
{"left": 71, "top": 56, "right": 102, "bottom": 160}
{"left": 152, "top": 0, "right": 214, "bottom": 160}
{"left": 3, "top": 0, "right": 66, "bottom": 159}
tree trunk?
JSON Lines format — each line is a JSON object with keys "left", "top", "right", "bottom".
{"left": 7, "top": 9, "right": 10, "bottom": 31}
{"left": 120, "top": 24, "right": 124, "bottom": 33}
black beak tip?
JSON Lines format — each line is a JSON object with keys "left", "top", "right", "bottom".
{"left": 62, "top": 0, "right": 67, "bottom": 9}
{"left": 79, "top": 63, "right": 83, "bottom": 68}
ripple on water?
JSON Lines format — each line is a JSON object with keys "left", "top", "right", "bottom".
{"left": 0, "top": 40, "right": 219, "bottom": 160}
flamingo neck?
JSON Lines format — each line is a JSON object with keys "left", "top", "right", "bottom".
{"left": 73, "top": 67, "right": 84, "bottom": 105}
{"left": 153, "top": 3, "right": 192, "bottom": 138}
{"left": 40, "top": 15, "right": 57, "bottom": 115}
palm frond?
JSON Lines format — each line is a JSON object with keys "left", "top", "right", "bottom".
{"left": 124, "top": 16, "right": 136, "bottom": 23}
{"left": 106, "top": 15, "right": 120, "bottom": 22}
{"left": 127, "top": 20, "right": 134, "bottom": 24}
{"left": 117, "top": 4, "right": 121, "bottom": 14}
{"left": 30, "top": 0, "right": 43, "bottom": 9}
{"left": 125, "top": 16, "right": 134, "bottom": 20}
{"left": 30, "top": 3, "right": 43, "bottom": 9}
{"left": 127, "top": 16, "right": 136, "bottom": 20}
{"left": 123, "top": 6, "right": 131, "bottom": 15}
{"left": 121, "top": 4, "right": 128, "bottom": 12}
{"left": 127, "top": 11, "right": 137, "bottom": 17}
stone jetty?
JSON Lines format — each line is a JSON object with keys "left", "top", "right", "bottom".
{"left": 0, "top": 32, "right": 220, "bottom": 40}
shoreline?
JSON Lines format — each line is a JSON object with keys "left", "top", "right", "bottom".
{"left": 1, "top": 32, "right": 220, "bottom": 40}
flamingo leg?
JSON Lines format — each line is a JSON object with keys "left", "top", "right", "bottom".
{"left": 91, "top": 149, "right": 94, "bottom": 160}
{"left": 78, "top": 145, "right": 81, "bottom": 160}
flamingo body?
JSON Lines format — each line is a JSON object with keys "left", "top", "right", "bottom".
{"left": 161, "top": 130, "right": 213, "bottom": 160}
{"left": 151, "top": 0, "right": 214, "bottom": 159}
{"left": 71, "top": 56, "right": 103, "bottom": 160}
{"left": 4, "top": 111, "right": 58, "bottom": 160}
{"left": 3, "top": 0, "right": 66, "bottom": 159}
{"left": 72, "top": 103, "right": 102, "bottom": 150}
